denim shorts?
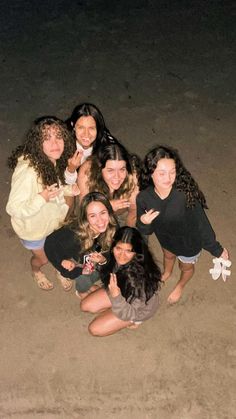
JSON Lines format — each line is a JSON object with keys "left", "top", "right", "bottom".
{"left": 177, "top": 252, "right": 201, "bottom": 264}
{"left": 20, "top": 237, "right": 46, "bottom": 250}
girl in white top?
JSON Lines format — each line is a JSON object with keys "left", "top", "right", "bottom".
{"left": 6, "top": 116, "right": 79, "bottom": 291}
{"left": 64, "top": 103, "right": 117, "bottom": 184}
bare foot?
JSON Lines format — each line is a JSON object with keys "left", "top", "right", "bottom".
{"left": 127, "top": 323, "right": 141, "bottom": 330}
{"left": 75, "top": 290, "right": 89, "bottom": 300}
{"left": 75, "top": 285, "right": 101, "bottom": 300}
{"left": 167, "top": 285, "right": 183, "bottom": 304}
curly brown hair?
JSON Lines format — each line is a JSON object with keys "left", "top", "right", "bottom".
{"left": 8, "top": 116, "right": 74, "bottom": 187}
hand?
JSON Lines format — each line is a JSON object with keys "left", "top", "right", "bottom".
{"left": 40, "top": 183, "right": 61, "bottom": 202}
{"left": 140, "top": 209, "right": 160, "bottom": 225}
{"left": 89, "top": 252, "right": 106, "bottom": 265}
{"left": 71, "top": 184, "right": 80, "bottom": 196}
{"left": 110, "top": 199, "right": 131, "bottom": 212}
{"left": 220, "top": 248, "right": 229, "bottom": 260}
{"left": 61, "top": 259, "right": 76, "bottom": 271}
{"left": 67, "top": 150, "right": 83, "bottom": 173}
{"left": 108, "top": 273, "right": 120, "bottom": 298}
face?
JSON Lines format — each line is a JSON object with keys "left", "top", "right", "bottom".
{"left": 102, "top": 160, "right": 127, "bottom": 193}
{"left": 86, "top": 201, "right": 110, "bottom": 234}
{"left": 113, "top": 241, "right": 135, "bottom": 266}
{"left": 74, "top": 116, "right": 97, "bottom": 149}
{"left": 151, "top": 158, "right": 176, "bottom": 192}
{"left": 42, "top": 125, "right": 64, "bottom": 163}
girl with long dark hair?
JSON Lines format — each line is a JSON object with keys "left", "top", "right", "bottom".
{"left": 137, "top": 145, "right": 229, "bottom": 303}
{"left": 80, "top": 227, "right": 161, "bottom": 337}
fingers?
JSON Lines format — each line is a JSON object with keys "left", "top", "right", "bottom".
{"left": 221, "top": 248, "right": 229, "bottom": 260}
{"left": 112, "top": 199, "right": 131, "bottom": 211}
{"left": 140, "top": 209, "right": 160, "bottom": 224}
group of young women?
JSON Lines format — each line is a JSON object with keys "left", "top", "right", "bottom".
{"left": 6, "top": 102, "right": 229, "bottom": 336}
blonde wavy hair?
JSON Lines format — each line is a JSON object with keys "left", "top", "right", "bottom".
{"left": 72, "top": 192, "right": 118, "bottom": 252}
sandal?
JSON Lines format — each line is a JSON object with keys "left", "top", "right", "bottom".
{"left": 33, "top": 271, "right": 54, "bottom": 291}
{"left": 55, "top": 270, "right": 73, "bottom": 292}
{"left": 219, "top": 258, "right": 232, "bottom": 282}
{"left": 209, "top": 258, "right": 222, "bottom": 280}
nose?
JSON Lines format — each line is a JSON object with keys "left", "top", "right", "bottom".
{"left": 84, "top": 127, "right": 90, "bottom": 137}
{"left": 113, "top": 170, "right": 120, "bottom": 180}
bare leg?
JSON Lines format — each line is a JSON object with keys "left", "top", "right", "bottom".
{"left": 88, "top": 310, "right": 133, "bottom": 337}
{"left": 31, "top": 248, "right": 48, "bottom": 273}
{"left": 162, "top": 248, "right": 176, "bottom": 281}
{"left": 167, "top": 260, "right": 195, "bottom": 304}
{"left": 80, "top": 288, "right": 112, "bottom": 313}
{"left": 31, "top": 248, "right": 53, "bottom": 290}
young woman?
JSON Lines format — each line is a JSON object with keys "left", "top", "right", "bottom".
{"left": 77, "top": 142, "right": 140, "bottom": 226}
{"left": 6, "top": 116, "right": 79, "bottom": 291}
{"left": 80, "top": 227, "right": 162, "bottom": 337}
{"left": 64, "top": 102, "right": 118, "bottom": 185}
{"left": 44, "top": 192, "right": 118, "bottom": 298}
{"left": 137, "top": 145, "right": 229, "bottom": 304}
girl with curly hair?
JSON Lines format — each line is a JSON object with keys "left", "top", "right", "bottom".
{"left": 44, "top": 192, "right": 118, "bottom": 299}
{"left": 137, "top": 145, "right": 229, "bottom": 304}
{"left": 64, "top": 102, "right": 119, "bottom": 185}
{"left": 6, "top": 116, "right": 79, "bottom": 291}
{"left": 77, "top": 142, "right": 140, "bottom": 226}
{"left": 80, "top": 226, "right": 161, "bottom": 337}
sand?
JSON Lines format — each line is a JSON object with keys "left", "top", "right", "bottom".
{"left": 1, "top": 1, "right": 235, "bottom": 418}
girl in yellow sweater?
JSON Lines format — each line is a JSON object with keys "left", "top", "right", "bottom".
{"left": 6, "top": 116, "right": 79, "bottom": 291}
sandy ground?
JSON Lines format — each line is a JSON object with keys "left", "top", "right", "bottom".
{"left": 0, "top": 1, "right": 236, "bottom": 418}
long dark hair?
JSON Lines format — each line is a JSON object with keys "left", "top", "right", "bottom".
{"left": 7, "top": 116, "right": 74, "bottom": 187}
{"left": 66, "top": 102, "right": 119, "bottom": 154}
{"left": 101, "top": 227, "right": 161, "bottom": 303}
{"left": 140, "top": 145, "right": 207, "bottom": 208}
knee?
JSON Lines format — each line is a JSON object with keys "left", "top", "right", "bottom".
{"left": 80, "top": 299, "right": 89, "bottom": 312}
{"left": 163, "top": 250, "right": 176, "bottom": 261}
{"left": 88, "top": 322, "right": 103, "bottom": 337}
{"left": 179, "top": 262, "right": 194, "bottom": 273}
{"left": 80, "top": 299, "right": 95, "bottom": 313}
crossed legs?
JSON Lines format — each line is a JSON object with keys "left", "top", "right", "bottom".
{"left": 80, "top": 289, "right": 133, "bottom": 337}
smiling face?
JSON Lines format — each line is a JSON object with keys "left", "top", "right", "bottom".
{"left": 74, "top": 115, "right": 97, "bottom": 149}
{"left": 86, "top": 201, "right": 110, "bottom": 234}
{"left": 113, "top": 241, "right": 135, "bottom": 266}
{"left": 42, "top": 125, "right": 64, "bottom": 163}
{"left": 151, "top": 158, "right": 176, "bottom": 194}
{"left": 101, "top": 160, "right": 127, "bottom": 193}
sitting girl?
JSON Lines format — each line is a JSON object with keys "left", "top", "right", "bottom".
{"left": 80, "top": 226, "right": 162, "bottom": 337}
{"left": 6, "top": 116, "right": 79, "bottom": 291}
{"left": 44, "top": 192, "right": 118, "bottom": 298}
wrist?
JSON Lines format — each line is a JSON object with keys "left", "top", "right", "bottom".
{"left": 67, "top": 166, "right": 76, "bottom": 174}
{"left": 98, "top": 258, "right": 107, "bottom": 266}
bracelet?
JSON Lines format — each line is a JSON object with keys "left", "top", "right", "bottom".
{"left": 98, "top": 259, "right": 107, "bottom": 266}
